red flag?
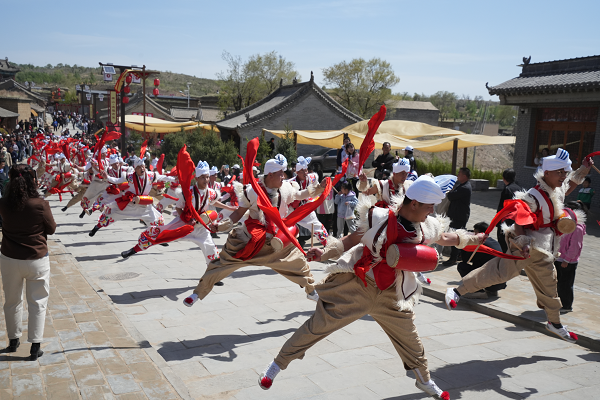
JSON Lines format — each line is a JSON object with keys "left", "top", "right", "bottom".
{"left": 358, "top": 105, "right": 387, "bottom": 171}
{"left": 156, "top": 154, "right": 165, "bottom": 174}
{"left": 139, "top": 140, "right": 148, "bottom": 159}
{"left": 585, "top": 151, "right": 600, "bottom": 160}
{"left": 463, "top": 244, "right": 526, "bottom": 260}
{"left": 176, "top": 146, "right": 212, "bottom": 232}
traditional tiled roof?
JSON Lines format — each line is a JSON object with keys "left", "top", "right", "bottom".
{"left": 487, "top": 55, "right": 600, "bottom": 96}
{"left": 385, "top": 100, "right": 438, "bottom": 111}
{"left": 0, "top": 79, "right": 46, "bottom": 103}
{"left": 170, "top": 107, "right": 200, "bottom": 120}
{"left": 216, "top": 79, "right": 362, "bottom": 130}
{"left": 198, "top": 107, "right": 221, "bottom": 123}
{"left": 0, "top": 58, "right": 19, "bottom": 73}
{"left": 0, "top": 106, "right": 19, "bottom": 118}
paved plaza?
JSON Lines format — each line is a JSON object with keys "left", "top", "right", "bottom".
{"left": 1, "top": 189, "right": 599, "bottom": 399}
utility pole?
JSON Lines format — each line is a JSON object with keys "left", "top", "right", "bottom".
{"left": 187, "top": 82, "right": 191, "bottom": 108}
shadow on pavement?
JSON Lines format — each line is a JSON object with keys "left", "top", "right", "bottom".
{"left": 385, "top": 355, "right": 566, "bottom": 399}
{"left": 158, "top": 328, "right": 297, "bottom": 363}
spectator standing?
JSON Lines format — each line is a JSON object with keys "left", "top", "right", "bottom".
{"left": 0, "top": 164, "right": 56, "bottom": 360}
{"left": 457, "top": 222, "right": 507, "bottom": 299}
{"left": 336, "top": 136, "right": 350, "bottom": 171}
{"left": 1, "top": 146, "right": 11, "bottom": 168}
{"left": 8, "top": 147, "right": 17, "bottom": 166}
{"left": 577, "top": 177, "right": 594, "bottom": 210}
{"left": 443, "top": 167, "right": 472, "bottom": 266}
{"left": 342, "top": 142, "right": 360, "bottom": 192}
{"left": 371, "top": 142, "right": 395, "bottom": 180}
{"left": 403, "top": 145, "right": 416, "bottom": 172}
{"left": 334, "top": 182, "right": 358, "bottom": 238}
{"left": 555, "top": 201, "right": 586, "bottom": 314}
{"left": 268, "top": 138, "right": 275, "bottom": 157}
{"left": 497, "top": 168, "right": 523, "bottom": 253}
{"left": 219, "top": 165, "right": 232, "bottom": 185}
{"left": 315, "top": 175, "right": 335, "bottom": 236}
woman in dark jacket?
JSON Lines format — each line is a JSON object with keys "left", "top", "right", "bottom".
{"left": 0, "top": 164, "right": 56, "bottom": 360}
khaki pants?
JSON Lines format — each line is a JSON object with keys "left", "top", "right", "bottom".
{"left": 65, "top": 185, "right": 87, "bottom": 209}
{"left": 457, "top": 239, "right": 562, "bottom": 323}
{"left": 193, "top": 226, "right": 315, "bottom": 299}
{"left": 0, "top": 254, "right": 50, "bottom": 343}
{"left": 274, "top": 273, "right": 430, "bottom": 382}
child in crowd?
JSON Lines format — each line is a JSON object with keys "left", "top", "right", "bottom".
{"left": 577, "top": 177, "right": 594, "bottom": 210}
{"left": 555, "top": 201, "right": 587, "bottom": 314}
{"left": 334, "top": 182, "right": 358, "bottom": 238}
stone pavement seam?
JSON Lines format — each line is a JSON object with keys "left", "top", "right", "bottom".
{"left": 53, "top": 237, "right": 193, "bottom": 400}
{"left": 422, "top": 286, "right": 600, "bottom": 352}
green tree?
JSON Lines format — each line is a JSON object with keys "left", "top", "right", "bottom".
{"left": 217, "top": 50, "right": 300, "bottom": 112}
{"left": 322, "top": 57, "right": 400, "bottom": 118}
{"left": 275, "top": 123, "right": 297, "bottom": 167}
{"left": 428, "top": 91, "right": 458, "bottom": 122}
{"left": 160, "top": 129, "right": 239, "bottom": 169}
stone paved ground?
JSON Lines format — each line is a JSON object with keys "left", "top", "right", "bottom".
{"left": 17, "top": 192, "right": 597, "bottom": 399}
{"left": 0, "top": 238, "right": 183, "bottom": 399}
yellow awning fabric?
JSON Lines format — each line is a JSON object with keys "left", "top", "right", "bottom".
{"left": 31, "top": 109, "right": 38, "bottom": 117}
{"left": 341, "top": 120, "right": 465, "bottom": 139}
{"left": 124, "top": 115, "right": 219, "bottom": 134}
{"left": 265, "top": 129, "right": 515, "bottom": 152}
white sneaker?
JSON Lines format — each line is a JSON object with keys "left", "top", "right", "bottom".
{"left": 445, "top": 288, "right": 459, "bottom": 311}
{"left": 417, "top": 272, "right": 431, "bottom": 285}
{"left": 258, "top": 361, "right": 280, "bottom": 390}
{"left": 306, "top": 291, "right": 319, "bottom": 302}
{"left": 415, "top": 379, "right": 450, "bottom": 399}
{"left": 546, "top": 323, "right": 577, "bottom": 343}
{"left": 183, "top": 293, "right": 198, "bottom": 307}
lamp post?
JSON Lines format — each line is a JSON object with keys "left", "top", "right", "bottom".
{"left": 179, "top": 82, "right": 191, "bottom": 108}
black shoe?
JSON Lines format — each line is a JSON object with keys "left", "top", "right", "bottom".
{"left": 6, "top": 338, "right": 19, "bottom": 352}
{"left": 89, "top": 226, "right": 100, "bottom": 237}
{"left": 61, "top": 206, "right": 68, "bottom": 212}
{"left": 485, "top": 290, "right": 498, "bottom": 297}
{"left": 442, "top": 259, "right": 457, "bottom": 267}
{"left": 29, "top": 343, "right": 43, "bottom": 361}
{"left": 121, "top": 248, "right": 136, "bottom": 259}
{"left": 139, "top": 219, "right": 147, "bottom": 226}
{"left": 79, "top": 210, "right": 86, "bottom": 219}
{"left": 211, "top": 232, "right": 218, "bottom": 238}
{"left": 214, "top": 281, "right": 224, "bottom": 286}
{"left": 159, "top": 243, "right": 169, "bottom": 247}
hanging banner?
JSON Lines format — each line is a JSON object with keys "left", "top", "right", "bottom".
{"left": 86, "top": 93, "right": 91, "bottom": 101}
{"left": 109, "top": 91, "right": 117, "bottom": 124}
{"left": 104, "top": 73, "right": 113, "bottom": 82}
{"left": 98, "top": 94, "right": 104, "bottom": 101}
{"left": 132, "top": 75, "right": 141, "bottom": 84}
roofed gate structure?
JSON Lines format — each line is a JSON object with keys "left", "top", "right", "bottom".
{"left": 216, "top": 74, "right": 362, "bottom": 156}
{"left": 487, "top": 55, "right": 600, "bottom": 208}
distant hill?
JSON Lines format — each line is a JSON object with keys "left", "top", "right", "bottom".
{"left": 13, "top": 63, "right": 223, "bottom": 96}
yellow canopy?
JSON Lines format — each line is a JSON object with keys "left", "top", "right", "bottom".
{"left": 31, "top": 109, "right": 38, "bottom": 117}
{"left": 265, "top": 129, "right": 515, "bottom": 152}
{"left": 342, "top": 120, "right": 464, "bottom": 139}
{"left": 124, "top": 115, "right": 219, "bottom": 134}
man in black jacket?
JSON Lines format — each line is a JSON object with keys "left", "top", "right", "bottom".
{"left": 443, "top": 167, "right": 472, "bottom": 266}
{"left": 458, "top": 222, "right": 507, "bottom": 298}
{"left": 496, "top": 168, "right": 523, "bottom": 253}
{"left": 371, "top": 142, "right": 395, "bottom": 179}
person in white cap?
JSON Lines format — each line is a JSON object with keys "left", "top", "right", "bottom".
{"left": 446, "top": 148, "right": 593, "bottom": 344}
{"left": 155, "top": 169, "right": 182, "bottom": 216}
{"left": 403, "top": 145, "right": 416, "bottom": 172}
{"left": 60, "top": 149, "right": 94, "bottom": 212}
{"left": 44, "top": 152, "right": 76, "bottom": 199}
{"left": 88, "top": 155, "right": 176, "bottom": 237}
{"left": 88, "top": 154, "right": 129, "bottom": 215}
{"left": 182, "top": 154, "right": 326, "bottom": 307}
{"left": 258, "top": 175, "right": 483, "bottom": 399}
{"left": 120, "top": 160, "right": 237, "bottom": 261}
{"left": 288, "top": 156, "right": 330, "bottom": 246}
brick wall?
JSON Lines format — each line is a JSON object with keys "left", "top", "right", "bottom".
{"left": 0, "top": 98, "right": 31, "bottom": 123}
{"left": 239, "top": 92, "right": 361, "bottom": 158}
{"left": 385, "top": 108, "right": 439, "bottom": 126}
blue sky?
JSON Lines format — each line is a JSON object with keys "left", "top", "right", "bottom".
{"left": 5, "top": 0, "right": 599, "bottom": 99}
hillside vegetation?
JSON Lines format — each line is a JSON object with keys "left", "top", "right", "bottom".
{"left": 14, "top": 63, "right": 223, "bottom": 96}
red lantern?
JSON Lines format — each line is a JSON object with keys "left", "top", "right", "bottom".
{"left": 153, "top": 88, "right": 159, "bottom": 96}
{"left": 153, "top": 78, "right": 160, "bottom": 87}
{"left": 123, "top": 85, "right": 131, "bottom": 94}
{"left": 125, "top": 74, "right": 133, "bottom": 84}
{"left": 123, "top": 96, "right": 130, "bottom": 104}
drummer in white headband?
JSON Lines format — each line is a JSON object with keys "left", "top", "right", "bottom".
{"left": 358, "top": 158, "right": 412, "bottom": 205}
{"left": 288, "top": 156, "right": 330, "bottom": 247}
{"left": 260, "top": 175, "right": 484, "bottom": 398}
{"left": 447, "top": 147, "right": 593, "bottom": 344}
{"left": 183, "top": 153, "right": 328, "bottom": 308}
